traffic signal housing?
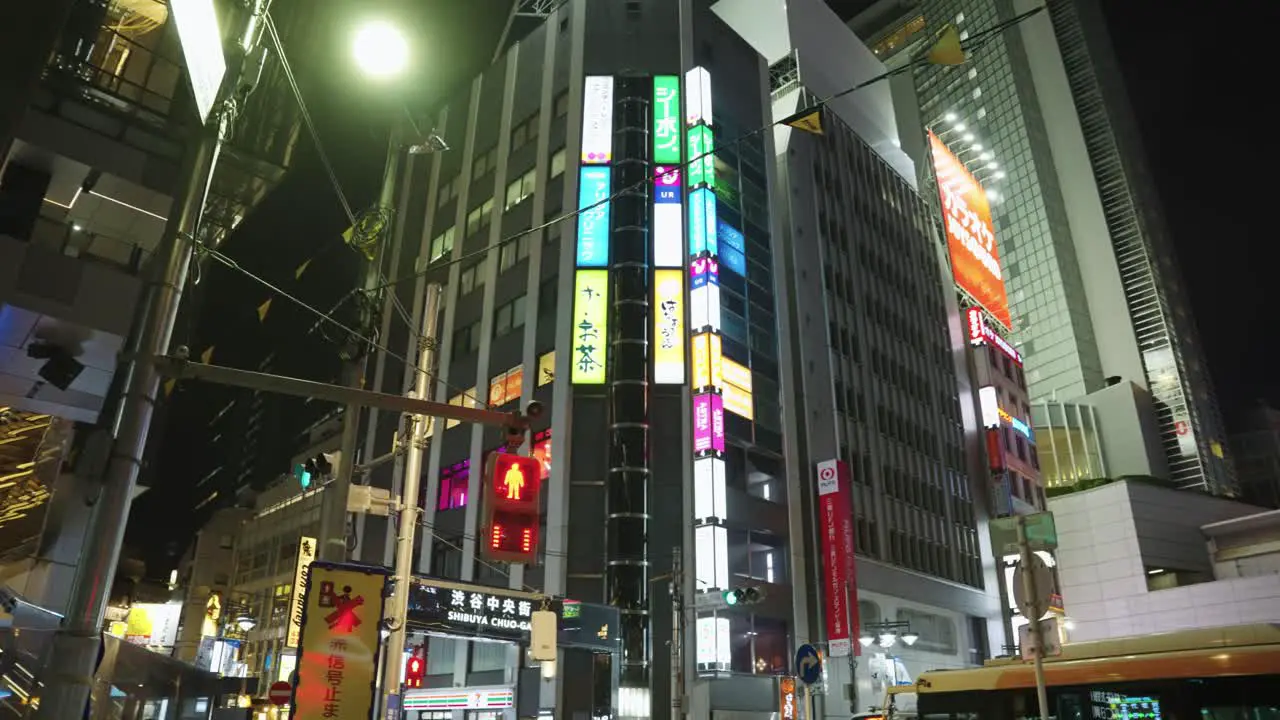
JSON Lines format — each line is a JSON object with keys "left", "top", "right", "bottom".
{"left": 723, "top": 586, "right": 765, "bottom": 607}
{"left": 404, "top": 646, "right": 425, "bottom": 688}
{"left": 480, "top": 452, "right": 543, "bottom": 564}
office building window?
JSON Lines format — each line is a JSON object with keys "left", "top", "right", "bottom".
{"left": 498, "top": 235, "right": 531, "bottom": 272}
{"left": 493, "top": 295, "right": 527, "bottom": 337}
{"left": 549, "top": 147, "right": 567, "bottom": 178}
{"left": 511, "top": 113, "right": 539, "bottom": 151}
{"left": 437, "top": 175, "right": 459, "bottom": 207}
{"left": 459, "top": 259, "right": 484, "bottom": 295}
{"left": 465, "top": 198, "right": 494, "bottom": 236}
{"left": 438, "top": 460, "right": 469, "bottom": 510}
{"left": 429, "top": 226, "right": 455, "bottom": 263}
{"left": 473, "top": 147, "right": 496, "bottom": 178}
{"left": 553, "top": 90, "right": 569, "bottom": 119}
{"left": 452, "top": 321, "right": 480, "bottom": 357}
{"left": 504, "top": 168, "right": 537, "bottom": 210}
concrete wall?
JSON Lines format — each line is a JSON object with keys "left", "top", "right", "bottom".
{"left": 1050, "top": 481, "right": 1278, "bottom": 641}
{"left": 1083, "top": 381, "right": 1167, "bottom": 479}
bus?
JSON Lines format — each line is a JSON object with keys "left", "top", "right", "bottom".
{"left": 882, "top": 624, "right": 1280, "bottom": 720}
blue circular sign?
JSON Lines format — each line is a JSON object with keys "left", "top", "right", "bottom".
{"left": 795, "top": 643, "right": 823, "bottom": 685}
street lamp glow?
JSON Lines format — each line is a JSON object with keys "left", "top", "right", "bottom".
{"left": 353, "top": 20, "right": 409, "bottom": 79}
{"left": 963, "top": 133, "right": 975, "bottom": 142}
{"left": 953, "top": 122, "right": 967, "bottom": 132}
{"left": 944, "top": 112, "right": 957, "bottom": 122}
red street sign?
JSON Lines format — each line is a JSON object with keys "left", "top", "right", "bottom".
{"left": 268, "top": 681, "right": 292, "bottom": 705}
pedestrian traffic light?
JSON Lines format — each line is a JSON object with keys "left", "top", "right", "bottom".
{"left": 723, "top": 586, "right": 765, "bottom": 606}
{"left": 404, "top": 647, "right": 425, "bottom": 688}
{"left": 480, "top": 452, "right": 543, "bottom": 564}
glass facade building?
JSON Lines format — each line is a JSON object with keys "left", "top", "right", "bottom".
{"left": 856, "top": 0, "right": 1236, "bottom": 495}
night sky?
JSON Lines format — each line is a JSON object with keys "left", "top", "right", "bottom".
{"left": 129, "top": 1, "right": 1275, "bottom": 573}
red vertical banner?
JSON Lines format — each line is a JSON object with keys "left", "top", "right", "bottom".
{"left": 816, "top": 459, "right": 860, "bottom": 657}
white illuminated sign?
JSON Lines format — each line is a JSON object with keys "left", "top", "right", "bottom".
{"left": 694, "top": 457, "right": 727, "bottom": 520}
{"left": 694, "top": 524, "right": 729, "bottom": 590}
{"left": 447, "top": 588, "right": 534, "bottom": 631}
{"left": 979, "top": 386, "right": 1000, "bottom": 428}
{"left": 171, "top": 0, "right": 227, "bottom": 125}
{"left": 686, "top": 66, "right": 713, "bottom": 127}
{"left": 286, "top": 536, "right": 317, "bottom": 647}
{"left": 581, "top": 76, "right": 615, "bottom": 164}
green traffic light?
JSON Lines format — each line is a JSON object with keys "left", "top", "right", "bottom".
{"left": 723, "top": 590, "right": 739, "bottom": 606}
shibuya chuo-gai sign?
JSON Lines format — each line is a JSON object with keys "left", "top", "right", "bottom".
{"left": 407, "top": 579, "right": 557, "bottom": 643}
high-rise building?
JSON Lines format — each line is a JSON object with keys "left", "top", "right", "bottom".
{"left": 1230, "top": 404, "right": 1280, "bottom": 510}
{"left": 345, "top": 0, "right": 1002, "bottom": 716}
{"left": 849, "top": 0, "right": 1236, "bottom": 495}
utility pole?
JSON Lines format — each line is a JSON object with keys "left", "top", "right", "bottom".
{"left": 34, "top": 1, "right": 272, "bottom": 715}
{"left": 318, "top": 133, "right": 403, "bottom": 564}
{"left": 670, "top": 546, "right": 685, "bottom": 720}
{"left": 379, "top": 283, "right": 441, "bottom": 720}
{"left": 1017, "top": 515, "right": 1050, "bottom": 720}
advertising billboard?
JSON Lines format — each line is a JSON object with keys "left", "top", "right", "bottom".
{"left": 690, "top": 256, "right": 721, "bottom": 332}
{"left": 293, "top": 562, "right": 390, "bottom": 720}
{"left": 816, "top": 459, "right": 858, "bottom": 657}
{"left": 691, "top": 332, "right": 723, "bottom": 392}
{"left": 689, "top": 188, "right": 717, "bottom": 256}
{"left": 721, "top": 356, "right": 754, "bottom": 420}
{"left": 687, "top": 125, "right": 715, "bottom": 188}
{"left": 571, "top": 270, "right": 609, "bottom": 384}
{"left": 693, "top": 456, "right": 727, "bottom": 520}
{"left": 124, "top": 603, "right": 182, "bottom": 648}
{"left": 287, "top": 536, "right": 317, "bottom": 647}
{"left": 653, "top": 166, "right": 684, "bottom": 268}
{"left": 928, "top": 131, "right": 1012, "bottom": 329}
{"left": 686, "top": 66, "right": 713, "bottom": 126}
{"left": 581, "top": 76, "right": 614, "bottom": 164}
{"left": 654, "top": 269, "right": 686, "bottom": 384}
{"left": 654, "top": 75, "right": 681, "bottom": 164}
{"left": 693, "top": 393, "right": 725, "bottom": 454}
{"left": 576, "top": 167, "right": 611, "bottom": 267}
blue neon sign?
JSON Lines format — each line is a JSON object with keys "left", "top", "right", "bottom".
{"left": 689, "top": 188, "right": 717, "bottom": 257}
{"left": 576, "top": 166, "right": 611, "bottom": 267}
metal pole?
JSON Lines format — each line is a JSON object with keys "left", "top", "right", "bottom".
{"left": 844, "top": 581, "right": 857, "bottom": 713}
{"left": 1017, "top": 516, "right": 1050, "bottom": 720}
{"left": 670, "top": 546, "right": 684, "bottom": 720}
{"left": 34, "top": 99, "right": 226, "bottom": 719}
{"left": 380, "top": 283, "right": 441, "bottom": 719}
{"left": 319, "top": 132, "right": 402, "bottom": 563}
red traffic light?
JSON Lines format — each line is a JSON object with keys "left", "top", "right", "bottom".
{"left": 405, "top": 654, "right": 424, "bottom": 688}
{"left": 481, "top": 453, "right": 542, "bottom": 564}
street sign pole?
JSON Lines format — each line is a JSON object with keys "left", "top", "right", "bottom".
{"left": 1017, "top": 515, "right": 1050, "bottom": 720}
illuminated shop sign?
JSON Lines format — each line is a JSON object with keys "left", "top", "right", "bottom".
{"left": 689, "top": 188, "right": 718, "bottom": 256}
{"left": 690, "top": 256, "right": 721, "bottom": 332}
{"left": 967, "top": 307, "right": 1021, "bottom": 365}
{"left": 691, "top": 332, "right": 723, "bottom": 392}
{"left": 404, "top": 687, "right": 515, "bottom": 712}
{"left": 695, "top": 616, "right": 731, "bottom": 672}
{"left": 580, "top": 76, "right": 614, "bottom": 164}
{"left": 653, "top": 270, "right": 686, "bottom": 384}
{"left": 406, "top": 580, "right": 546, "bottom": 643}
{"left": 720, "top": 356, "right": 754, "bottom": 420}
{"left": 685, "top": 66, "right": 713, "bottom": 126}
{"left": 693, "top": 457, "right": 727, "bottom": 520}
{"left": 687, "top": 125, "right": 715, "bottom": 189}
{"left": 571, "top": 270, "right": 609, "bottom": 384}
{"left": 693, "top": 393, "right": 725, "bottom": 455}
{"left": 979, "top": 386, "right": 1000, "bottom": 428}
{"left": 575, "top": 167, "right": 612, "bottom": 267}
{"left": 694, "top": 524, "right": 729, "bottom": 589}
{"left": 653, "top": 166, "right": 684, "bottom": 268}
{"left": 999, "top": 407, "right": 1033, "bottom": 441}
{"left": 654, "top": 75, "right": 681, "bottom": 164}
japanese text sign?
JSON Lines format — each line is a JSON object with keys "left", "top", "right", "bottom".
{"left": 581, "top": 76, "right": 614, "bottom": 164}
{"left": 576, "top": 167, "right": 611, "bottom": 267}
{"left": 687, "top": 125, "right": 715, "bottom": 189}
{"left": 928, "top": 131, "right": 1011, "bottom": 329}
{"left": 653, "top": 270, "right": 686, "bottom": 384}
{"left": 689, "top": 188, "right": 717, "bottom": 257}
{"left": 693, "top": 393, "right": 725, "bottom": 455}
{"left": 815, "top": 460, "right": 858, "bottom": 657}
{"left": 685, "top": 66, "right": 713, "bottom": 127}
{"left": 287, "top": 536, "right": 317, "bottom": 647}
{"left": 653, "top": 166, "right": 684, "bottom": 268}
{"left": 570, "top": 270, "right": 609, "bottom": 384}
{"left": 292, "top": 562, "right": 389, "bottom": 720}
{"left": 406, "top": 580, "right": 550, "bottom": 644}
{"left": 653, "top": 75, "right": 681, "bottom": 164}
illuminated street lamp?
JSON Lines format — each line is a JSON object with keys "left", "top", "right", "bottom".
{"left": 859, "top": 620, "right": 919, "bottom": 649}
{"left": 353, "top": 20, "right": 409, "bottom": 79}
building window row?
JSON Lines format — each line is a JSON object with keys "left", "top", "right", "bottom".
{"left": 492, "top": 295, "right": 526, "bottom": 337}
{"left": 465, "top": 197, "right": 494, "bottom": 237}
{"left": 510, "top": 112, "right": 539, "bottom": 152}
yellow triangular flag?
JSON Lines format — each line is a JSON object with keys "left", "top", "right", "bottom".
{"left": 200, "top": 346, "right": 215, "bottom": 365}
{"left": 257, "top": 298, "right": 272, "bottom": 322}
{"left": 163, "top": 379, "right": 176, "bottom": 398}
{"left": 926, "top": 24, "right": 966, "bottom": 66}
{"left": 295, "top": 258, "right": 312, "bottom": 280}
{"left": 781, "top": 106, "right": 824, "bottom": 135}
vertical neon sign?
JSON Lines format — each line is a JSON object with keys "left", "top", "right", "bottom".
{"left": 573, "top": 77, "right": 615, "bottom": 385}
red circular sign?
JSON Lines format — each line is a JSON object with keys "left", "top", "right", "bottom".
{"left": 268, "top": 681, "right": 292, "bottom": 705}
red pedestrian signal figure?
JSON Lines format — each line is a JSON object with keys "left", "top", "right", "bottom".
{"left": 405, "top": 652, "right": 425, "bottom": 688}
{"left": 318, "top": 582, "right": 364, "bottom": 633}
{"left": 482, "top": 453, "right": 542, "bottom": 564}
{"left": 502, "top": 462, "right": 527, "bottom": 501}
